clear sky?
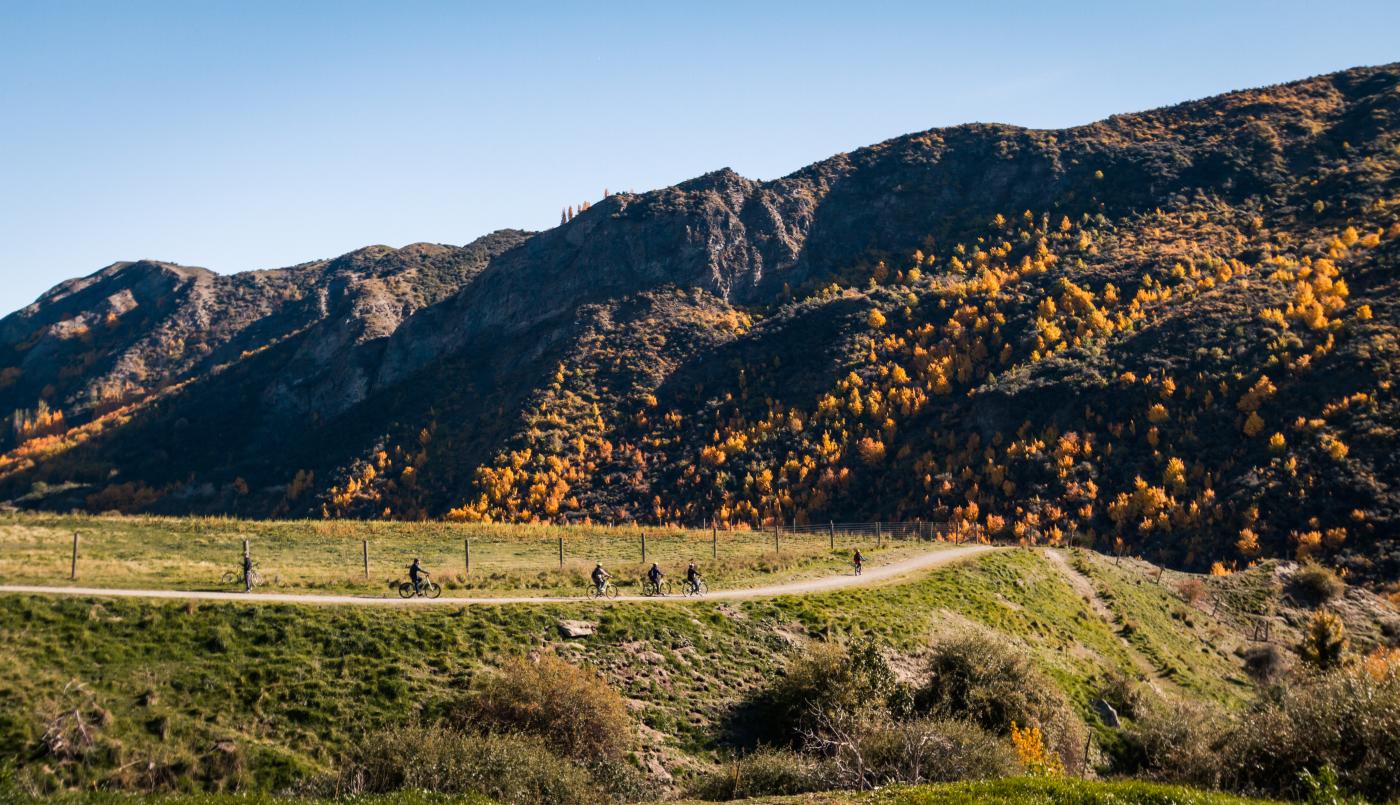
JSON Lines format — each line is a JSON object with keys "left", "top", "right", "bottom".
{"left": 1, "top": 1, "right": 1397, "bottom": 316}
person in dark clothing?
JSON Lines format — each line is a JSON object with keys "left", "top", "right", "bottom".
{"left": 685, "top": 562, "right": 701, "bottom": 593}
{"left": 646, "top": 562, "right": 663, "bottom": 594}
{"left": 242, "top": 552, "right": 254, "bottom": 591}
{"left": 853, "top": 549, "right": 864, "bottom": 576}
{"left": 408, "top": 557, "right": 429, "bottom": 594}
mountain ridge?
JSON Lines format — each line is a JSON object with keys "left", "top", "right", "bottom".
{"left": 2, "top": 62, "right": 1398, "bottom": 585}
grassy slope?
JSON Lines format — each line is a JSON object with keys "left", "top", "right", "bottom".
{"left": 1068, "top": 550, "right": 1251, "bottom": 700}
{"left": 0, "top": 514, "right": 929, "bottom": 597}
{"left": 3, "top": 778, "right": 1281, "bottom": 804}
{"left": 0, "top": 549, "right": 1258, "bottom": 794}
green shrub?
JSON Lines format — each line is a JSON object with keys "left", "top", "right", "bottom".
{"left": 686, "top": 748, "right": 831, "bottom": 800}
{"left": 825, "top": 715, "right": 1019, "bottom": 788}
{"left": 1241, "top": 643, "right": 1289, "bottom": 684}
{"left": 1298, "top": 611, "right": 1349, "bottom": 671}
{"left": 914, "top": 630, "right": 1087, "bottom": 773}
{"left": 759, "top": 637, "right": 906, "bottom": 744}
{"left": 1099, "top": 669, "right": 1146, "bottom": 719}
{"left": 1291, "top": 561, "right": 1345, "bottom": 604}
{"left": 340, "top": 727, "right": 598, "bottom": 805}
{"left": 1222, "top": 666, "right": 1400, "bottom": 801}
{"left": 457, "top": 653, "right": 632, "bottom": 763}
{"left": 1119, "top": 694, "right": 1229, "bottom": 789}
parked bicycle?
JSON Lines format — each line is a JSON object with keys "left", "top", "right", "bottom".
{"left": 397, "top": 579, "right": 442, "bottom": 599}
{"left": 221, "top": 565, "right": 263, "bottom": 589}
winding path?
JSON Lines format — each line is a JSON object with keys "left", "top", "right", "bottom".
{"left": 0, "top": 545, "right": 995, "bottom": 606}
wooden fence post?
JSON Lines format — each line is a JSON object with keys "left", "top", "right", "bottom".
{"left": 712, "top": 522, "right": 717, "bottom": 560}
{"left": 829, "top": 521, "right": 835, "bottom": 550}
{"left": 558, "top": 537, "right": 564, "bottom": 569}
{"left": 464, "top": 539, "right": 471, "bottom": 576}
{"left": 641, "top": 533, "right": 647, "bottom": 563}
{"left": 70, "top": 532, "right": 78, "bottom": 580}
{"left": 362, "top": 540, "right": 369, "bottom": 578}
{"left": 876, "top": 521, "right": 882, "bottom": 548}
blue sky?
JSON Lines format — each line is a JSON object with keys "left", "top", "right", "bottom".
{"left": 1, "top": 1, "right": 1397, "bottom": 317}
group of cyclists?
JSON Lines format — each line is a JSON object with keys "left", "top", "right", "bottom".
{"left": 606, "top": 560, "right": 704, "bottom": 596}
{"left": 401, "top": 549, "right": 867, "bottom": 597}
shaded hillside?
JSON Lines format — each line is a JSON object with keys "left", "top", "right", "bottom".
{"left": 2, "top": 64, "right": 1399, "bottom": 582}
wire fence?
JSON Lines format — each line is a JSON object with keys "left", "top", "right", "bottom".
{"left": 0, "top": 516, "right": 978, "bottom": 594}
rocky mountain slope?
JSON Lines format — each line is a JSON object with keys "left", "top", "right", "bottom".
{"left": 2, "top": 64, "right": 1398, "bottom": 583}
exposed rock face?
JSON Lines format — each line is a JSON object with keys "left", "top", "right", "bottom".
{"left": 0, "top": 231, "right": 530, "bottom": 424}
{"left": 1, "top": 64, "right": 1398, "bottom": 582}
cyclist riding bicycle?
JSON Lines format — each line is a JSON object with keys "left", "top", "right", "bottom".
{"left": 592, "top": 563, "right": 611, "bottom": 595}
{"left": 685, "top": 562, "right": 702, "bottom": 593}
{"left": 646, "top": 563, "right": 664, "bottom": 594}
{"left": 408, "top": 557, "right": 430, "bottom": 594}
{"left": 853, "top": 549, "right": 864, "bottom": 575}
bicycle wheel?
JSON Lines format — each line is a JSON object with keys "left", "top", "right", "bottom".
{"left": 425, "top": 582, "right": 442, "bottom": 599}
{"left": 220, "top": 571, "right": 239, "bottom": 586}
{"left": 248, "top": 570, "right": 263, "bottom": 588}
{"left": 660, "top": 580, "right": 672, "bottom": 596}
{"left": 398, "top": 582, "right": 415, "bottom": 599}
{"left": 604, "top": 584, "right": 618, "bottom": 599}
{"left": 686, "top": 579, "right": 708, "bottom": 596}
{"left": 640, "top": 579, "right": 654, "bottom": 597}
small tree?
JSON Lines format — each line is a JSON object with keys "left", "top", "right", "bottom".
{"left": 1299, "top": 611, "right": 1349, "bottom": 671}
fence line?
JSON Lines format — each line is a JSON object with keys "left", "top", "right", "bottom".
{"left": 3, "top": 518, "right": 1007, "bottom": 592}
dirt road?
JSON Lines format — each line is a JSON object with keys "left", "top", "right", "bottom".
{"left": 0, "top": 544, "right": 995, "bottom": 606}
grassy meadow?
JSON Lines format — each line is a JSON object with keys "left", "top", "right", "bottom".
{"left": 0, "top": 514, "right": 936, "bottom": 597}
{"left": 0, "top": 548, "right": 1279, "bottom": 795}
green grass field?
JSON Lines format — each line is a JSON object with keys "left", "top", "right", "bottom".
{"left": 0, "top": 514, "right": 936, "bottom": 597}
{"left": 0, "top": 546, "right": 1266, "bottom": 797}
{"left": 1, "top": 778, "right": 1281, "bottom": 804}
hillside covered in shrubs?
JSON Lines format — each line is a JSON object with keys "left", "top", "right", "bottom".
{"left": 2, "top": 549, "right": 1397, "bottom": 802}
{"left": 2, "top": 64, "right": 1399, "bottom": 582}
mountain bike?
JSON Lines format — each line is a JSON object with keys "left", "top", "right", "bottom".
{"left": 641, "top": 578, "right": 672, "bottom": 597}
{"left": 221, "top": 566, "right": 263, "bottom": 588}
{"left": 398, "top": 579, "right": 442, "bottom": 599}
{"left": 683, "top": 578, "right": 709, "bottom": 596}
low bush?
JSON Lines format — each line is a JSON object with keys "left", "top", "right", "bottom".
{"left": 339, "top": 728, "right": 598, "bottom": 805}
{"left": 1099, "top": 669, "right": 1146, "bottom": 719}
{"left": 817, "top": 715, "right": 1019, "bottom": 788}
{"left": 1222, "top": 664, "right": 1400, "bottom": 801}
{"left": 1240, "top": 643, "right": 1289, "bottom": 685}
{"left": 1123, "top": 665, "right": 1400, "bottom": 801}
{"left": 1291, "top": 561, "right": 1345, "bottom": 604}
{"left": 1176, "top": 578, "right": 1207, "bottom": 606}
{"left": 1119, "top": 695, "right": 1229, "bottom": 789}
{"left": 914, "top": 630, "right": 1087, "bottom": 773}
{"left": 757, "top": 637, "right": 905, "bottom": 745}
{"left": 457, "top": 653, "right": 631, "bottom": 763}
{"left": 686, "top": 748, "right": 831, "bottom": 801}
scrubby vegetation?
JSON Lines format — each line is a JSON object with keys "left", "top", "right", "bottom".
{"left": 455, "top": 654, "right": 633, "bottom": 763}
{"left": 1117, "top": 652, "right": 1400, "bottom": 801}
{"left": 0, "top": 544, "right": 1396, "bottom": 802}
{"left": 338, "top": 729, "right": 600, "bottom": 804}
